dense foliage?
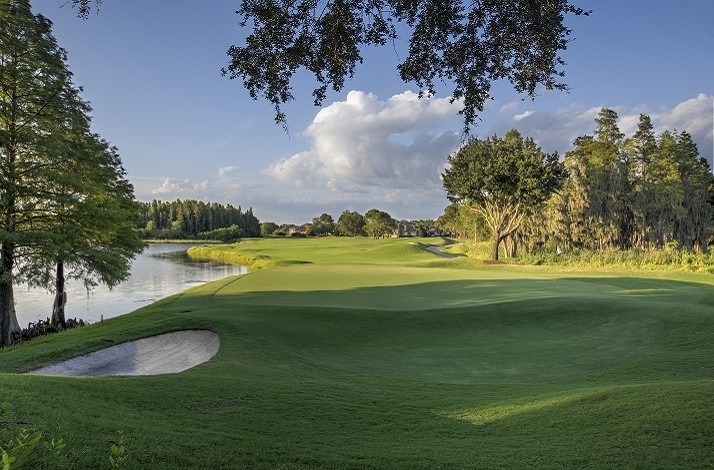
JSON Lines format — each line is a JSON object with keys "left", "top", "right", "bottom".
{"left": 533, "top": 109, "right": 713, "bottom": 255}
{"left": 336, "top": 210, "right": 366, "bottom": 236}
{"left": 440, "top": 110, "right": 714, "bottom": 260}
{"left": 262, "top": 209, "right": 429, "bottom": 238}
{"left": 69, "top": 0, "right": 589, "bottom": 130}
{"left": 12, "top": 317, "right": 86, "bottom": 344}
{"left": 364, "top": 209, "right": 398, "bottom": 238}
{"left": 437, "top": 203, "right": 489, "bottom": 240}
{"left": 307, "top": 213, "right": 336, "bottom": 236}
{"left": 137, "top": 199, "right": 261, "bottom": 241}
{"left": 222, "top": 0, "right": 589, "bottom": 130}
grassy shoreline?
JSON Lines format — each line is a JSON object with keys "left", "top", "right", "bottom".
{"left": 0, "top": 237, "right": 711, "bottom": 468}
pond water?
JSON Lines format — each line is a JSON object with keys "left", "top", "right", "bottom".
{"left": 13, "top": 243, "right": 245, "bottom": 327}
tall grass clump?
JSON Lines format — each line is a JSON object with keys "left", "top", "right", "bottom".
{"left": 187, "top": 244, "right": 308, "bottom": 271}
{"left": 517, "top": 246, "right": 714, "bottom": 272}
{"left": 443, "top": 241, "right": 492, "bottom": 260}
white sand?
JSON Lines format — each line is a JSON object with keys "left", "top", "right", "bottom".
{"left": 27, "top": 330, "right": 220, "bottom": 377}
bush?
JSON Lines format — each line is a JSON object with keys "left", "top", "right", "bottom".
{"left": 197, "top": 225, "right": 245, "bottom": 242}
{"left": 10, "top": 317, "right": 87, "bottom": 345}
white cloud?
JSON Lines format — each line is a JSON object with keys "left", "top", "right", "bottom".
{"left": 151, "top": 178, "right": 211, "bottom": 195}
{"left": 649, "top": 94, "right": 713, "bottom": 146}
{"left": 490, "top": 105, "right": 600, "bottom": 155}
{"left": 263, "top": 90, "right": 463, "bottom": 192}
{"left": 513, "top": 110, "right": 534, "bottom": 121}
{"left": 218, "top": 166, "right": 240, "bottom": 177}
{"left": 130, "top": 95, "right": 713, "bottom": 225}
{"left": 131, "top": 175, "right": 263, "bottom": 209}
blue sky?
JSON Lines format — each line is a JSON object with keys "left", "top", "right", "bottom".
{"left": 35, "top": 0, "right": 713, "bottom": 224}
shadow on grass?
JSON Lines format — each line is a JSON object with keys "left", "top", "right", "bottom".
{"left": 212, "top": 275, "right": 708, "bottom": 312}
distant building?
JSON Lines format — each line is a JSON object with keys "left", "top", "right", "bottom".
{"left": 396, "top": 220, "right": 418, "bottom": 237}
{"left": 288, "top": 223, "right": 311, "bottom": 235}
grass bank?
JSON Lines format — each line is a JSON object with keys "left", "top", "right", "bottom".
{"left": 0, "top": 237, "right": 711, "bottom": 468}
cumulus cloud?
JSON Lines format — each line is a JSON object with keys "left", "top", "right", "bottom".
{"left": 132, "top": 94, "right": 712, "bottom": 224}
{"left": 151, "top": 178, "right": 211, "bottom": 195}
{"left": 263, "top": 90, "right": 463, "bottom": 191}
{"left": 131, "top": 177, "right": 263, "bottom": 218}
{"left": 646, "top": 94, "right": 713, "bottom": 156}
{"left": 490, "top": 104, "right": 601, "bottom": 155}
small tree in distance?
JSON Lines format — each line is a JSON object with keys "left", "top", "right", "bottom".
{"left": 442, "top": 130, "right": 566, "bottom": 261}
{"left": 336, "top": 210, "right": 366, "bottom": 237}
{"left": 260, "top": 222, "right": 279, "bottom": 237}
{"left": 364, "top": 209, "right": 397, "bottom": 239}
{"left": 308, "top": 213, "right": 335, "bottom": 236}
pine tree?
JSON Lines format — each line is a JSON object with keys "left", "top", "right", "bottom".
{"left": 675, "top": 131, "right": 712, "bottom": 250}
{"left": 627, "top": 114, "right": 657, "bottom": 247}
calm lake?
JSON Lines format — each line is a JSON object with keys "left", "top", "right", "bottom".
{"left": 14, "top": 243, "right": 245, "bottom": 327}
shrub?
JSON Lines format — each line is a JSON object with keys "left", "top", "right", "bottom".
{"left": 10, "top": 317, "right": 87, "bottom": 345}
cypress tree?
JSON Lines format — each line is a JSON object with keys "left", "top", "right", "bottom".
{"left": 1, "top": 0, "right": 75, "bottom": 344}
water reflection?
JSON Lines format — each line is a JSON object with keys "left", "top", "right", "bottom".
{"left": 14, "top": 244, "right": 245, "bottom": 327}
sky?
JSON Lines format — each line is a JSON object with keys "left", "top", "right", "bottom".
{"left": 33, "top": 0, "right": 714, "bottom": 224}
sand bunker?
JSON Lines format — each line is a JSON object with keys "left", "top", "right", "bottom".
{"left": 28, "top": 330, "right": 219, "bottom": 377}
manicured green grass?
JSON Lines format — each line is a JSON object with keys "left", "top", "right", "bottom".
{"left": 0, "top": 237, "right": 711, "bottom": 468}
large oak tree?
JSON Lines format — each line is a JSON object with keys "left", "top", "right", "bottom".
{"left": 336, "top": 210, "right": 365, "bottom": 236}
{"left": 442, "top": 130, "right": 566, "bottom": 261}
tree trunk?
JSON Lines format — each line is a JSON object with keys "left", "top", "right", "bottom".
{"left": 51, "top": 259, "right": 67, "bottom": 327}
{"left": 492, "top": 233, "right": 501, "bottom": 261}
{"left": 505, "top": 236, "right": 517, "bottom": 258}
{"left": 476, "top": 200, "right": 523, "bottom": 262}
{"left": 0, "top": 243, "right": 20, "bottom": 347}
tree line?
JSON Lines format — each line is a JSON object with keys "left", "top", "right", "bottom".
{"left": 262, "top": 210, "right": 439, "bottom": 239}
{"left": 0, "top": 0, "right": 144, "bottom": 345}
{"left": 441, "top": 109, "right": 714, "bottom": 260}
{"left": 549, "top": 110, "right": 712, "bottom": 252}
{"left": 137, "top": 199, "right": 260, "bottom": 241}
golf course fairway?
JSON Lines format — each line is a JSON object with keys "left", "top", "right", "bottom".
{"left": 0, "top": 237, "right": 711, "bottom": 468}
